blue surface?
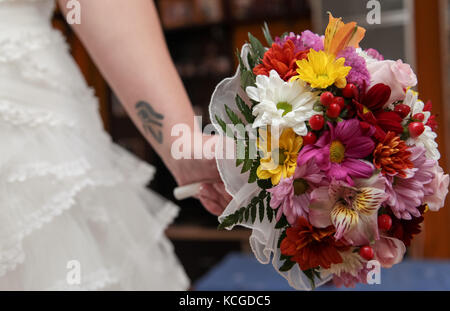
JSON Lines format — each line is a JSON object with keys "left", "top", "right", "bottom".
{"left": 195, "top": 252, "right": 450, "bottom": 291}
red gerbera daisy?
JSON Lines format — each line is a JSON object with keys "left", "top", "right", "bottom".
{"left": 280, "top": 217, "right": 348, "bottom": 270}
{"left": 253, "top": 40, "right": 308, "bottom": 81}
{"left": 354, "top": 83, "right": 404, "bottom": 141}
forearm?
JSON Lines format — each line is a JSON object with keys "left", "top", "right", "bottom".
{"left": 58, "top": 0, "right": 199, "bottom": 173}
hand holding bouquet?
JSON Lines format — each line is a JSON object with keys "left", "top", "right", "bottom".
{"left": 210, "top": 13, "right": 449, "bottom": 289}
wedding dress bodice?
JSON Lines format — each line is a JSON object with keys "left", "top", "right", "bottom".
{"left": 0, "top": 0, "right": 101, "bottom": 130}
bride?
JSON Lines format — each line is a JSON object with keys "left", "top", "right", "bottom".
{"left": 0, "top": 0, "right": 230, "bottom": 290}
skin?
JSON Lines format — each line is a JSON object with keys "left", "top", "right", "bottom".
{"left": 58, "top": 0, "right": 231, "bottom": 215}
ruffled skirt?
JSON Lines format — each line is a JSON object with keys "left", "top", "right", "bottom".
{"left": 0, "top": 17, "right": 189, "bottom": 290}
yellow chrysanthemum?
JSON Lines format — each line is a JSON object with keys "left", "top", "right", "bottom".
{"left": 293, "top": 49, "right": 351, "bottom": 89}
{"left": 256, "top": 128, "right": 303, "bottom": 185}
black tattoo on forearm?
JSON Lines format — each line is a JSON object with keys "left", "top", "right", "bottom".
{"left": 135, "top": 101, "right": 164, "bottom": 144}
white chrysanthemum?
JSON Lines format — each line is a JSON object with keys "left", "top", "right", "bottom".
{"left": 246, "top": 70, "right": 319, "bottom": 136}
{"left": 356, "top": 48, "right": 378, "bottom": 65}
{"left": 407, "top": 125, "right": 440, "bottom": 160}
{"left": 402, "top": 89, "right": 431, "bottom": 124}
{"left": 322, "top": 250, "right": 365, "bottom": 277}
{"left": 401, "top": 89, "right": 440, "bottom": 160}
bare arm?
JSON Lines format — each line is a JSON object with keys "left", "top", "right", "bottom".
{"left": 57, "top": 0, "right": 231, "bottom": 214}
{"left": 58, "top": 0, "right": 199, "bottom": 176}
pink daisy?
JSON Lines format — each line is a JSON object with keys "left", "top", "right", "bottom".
{"left": 267, "top": 159, "right": 327, "bottom": 225}
{"left": 385, "top": 146, "right": 436, "bottom": 219}
{"left": 298, "top": 119, "right": 375, "bottom": 185}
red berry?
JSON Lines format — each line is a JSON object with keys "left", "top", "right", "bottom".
{"left": 326, "top": 103, "right": 341, "bottom": 118}
{"left": 342, "top": 83, "right": 357, "bottom": 98}
{"left": 320, "top": 92, "right": 334, "bottom": 107}
{"left": 359, "top": 246, "right": 374, "bottom": 261}
{"left": 332, "top": 97, "right": 345, "bottom": 109}
{"left": 394, "top": 104, "right": 410, "bottom": 119}
{"left": 413, "top": 113, "right": 425, "bottom": 122}
{"left": 378, "top": 214, "right": 392, "bottom": 231}
{"left": 309, "top": 115, "right": 325, "bottom": 131}
{"left": 423, "top": 100, "right": 433, "bottom": 112}
{"left": 408, "top": 122, "right": 425, "bottom": 138}
{"left": 303, "top": 132, "right": 317, "bottom": 145}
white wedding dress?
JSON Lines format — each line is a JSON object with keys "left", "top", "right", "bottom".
{"left": 0, "top": 0, "right": 189, "bottom": 290}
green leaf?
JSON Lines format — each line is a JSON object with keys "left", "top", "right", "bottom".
{"left": 236, "top": 157, "right": 245, "bottom": 167}
{"left": 313, "top": 102, "right": 324, "bottom": 112}
{"left": 238, "top": 209, "right": 244, "bottom": 223}
{"left": 247, "top": 52, "right": 256, "bottom": 70}
{"left": 236, "top": 48, "right": 246, "bottom": 72}
{"left": 262, "top": 22, "right": 274, "bottom": 46}
{"left": 240, "top": 138, "right": 252, "bottom": 174}
{"left": 250, "top": 204, "right": 257, "bottom": 223}
{"left": 225, "top": 104, "right": 243, "bottom": 126}
{"left": 257, "top": 178, "right": 272, "bottom": 190}
{"left": 235, "top": 95, "right": 254, "bottom": 123}
{"left": 215, "top": 115, "right": 227, "bottom": 133}
{"left": 275, "top": 214, "right": 289, "bottom": 229}
{"left": 278, "top": 228, "right": 287, "bottom": 248}
{"left": 302, "top": 269, "right": 318, "bottom": 290}
{"left": 266, "top": 194, "right": 273, "bottom": 223}
{"left": 244, "top": 205, "right": 250, "bottom": 222}
{"left": 248, "top": 32, "right": 266, "bottom": 61}
{"left": 248, "top": 160, "right": 258, "bottom": 183}
{"left": 241, "top": 158, "right": 253, "bottom": 174}
{"left": 217, "top": 209, "right": 241, "bottom": 230}
{"left": 240, "top": 68, "right": 256, "bottom": 90}
{"left": 258, "top": 197, "right": 265, "bottom": 222}
{"left": 280, "top": 31, "right": 289, "bottom": 39}
{"left": 279, "top": 258, "right": 296, "bottom": 272}
{"left": 215, "top": 115, "right": 236, "bottom": 140}
{"left": 312, "top": 269, "right": 322, "bottom": 280}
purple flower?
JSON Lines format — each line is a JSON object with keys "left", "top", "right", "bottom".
{"left": 298, "top": 119, "right": 375, "bottom": 185}
{"left": 337, "top": 47, "right": 370, "bottom": 88}
{"left": 365, "top": 48, "right": 384, "bottom": 60}
{"left": 267, "top": 159, "right": 327, "bottom": 225}
{"left": 385, "top": 146, "right": 436, "bottom": 220}
{"left": 275, "top": 30, "right": 324, "bottom": 53}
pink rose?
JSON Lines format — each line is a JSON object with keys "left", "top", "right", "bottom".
{"left": 424, "top": 164, "right": 449, "bottom": 212}
{"left": 367, "top": 59, "right": 417, "bottom": 106}
{"left": 372, "top": 236, "right": 406, "bottom": 268}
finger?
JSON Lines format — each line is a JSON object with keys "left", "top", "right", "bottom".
{"left": 199, "top": 196, "right": 223, "bottom": 216}
{"left": 201, "top": 183, "right": 228, "bottom": 212}
{"left": 197, "top": 183, "right": 226, "bottom": 215}
{"left": 212, "top": 182, "right": 233, "bottom": 201}
{"left": 211, "top": 182, "right": 232, "bottom": 209}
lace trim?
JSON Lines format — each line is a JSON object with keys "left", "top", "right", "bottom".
{"left": 7, "top": 158, "right": 91, "bottom": 182}
{"left": 0, "top": 100, "right": 76, "bottom": 127}
{"left": 45, "top": 268, "right": 120, "bottom": 291}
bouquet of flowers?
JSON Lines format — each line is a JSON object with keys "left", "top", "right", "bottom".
{"left": 210, "top": 13, "right": 449, "bottom": 290}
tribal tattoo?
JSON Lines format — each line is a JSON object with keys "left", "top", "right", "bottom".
{"left": 135, "top": 101, "right": 164, "bottom": 144}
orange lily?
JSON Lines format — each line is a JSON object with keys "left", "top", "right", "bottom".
{"left": 324, "top": 12, "right": 366, "bottom": 56}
